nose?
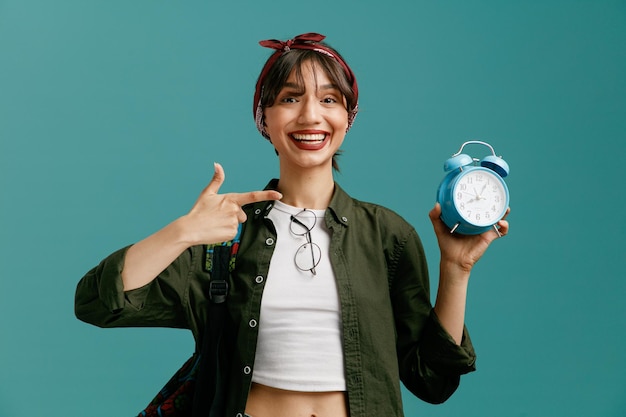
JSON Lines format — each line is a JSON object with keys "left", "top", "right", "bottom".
{"left": 297, "top": 97, "right": 322, "bottom": 125}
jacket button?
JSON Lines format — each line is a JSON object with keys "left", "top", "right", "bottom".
{"left": 249, "top": 319, "right": 258, "bottom": 328}
{"left": 265, "top": 237, "right": 274, "bottom": 246}
{"left": 254, "top": 208, "right": 261, "bottom": 215}
{"left": 342, "top": 216, "right": 348, "bottom": 222}
{"left": 255, "top": 275, "right": 264, "bottom": 284}
{"left": 243, "top": 366, "right": 252, "bottom": 375}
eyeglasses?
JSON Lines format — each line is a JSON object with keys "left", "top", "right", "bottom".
{"left": 289, "top": 209, "right": 322, "bottom": 276}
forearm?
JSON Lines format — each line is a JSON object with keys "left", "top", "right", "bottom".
{"left": 433, "top": 260, "right": 470, "bottom": 345}
{"left": 121, "top": 216, "right": 193, "bottom": 291}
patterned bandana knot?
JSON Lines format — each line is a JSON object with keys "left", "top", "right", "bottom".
{"left": 253, "top": 32, "right": 359, "bottom": 139}
{"left": 258, "top": 33, "right": 327, "bottom": 53}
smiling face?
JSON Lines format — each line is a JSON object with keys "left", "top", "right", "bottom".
{"left": 263, "top": 60, "right": 349, "bottom": 173}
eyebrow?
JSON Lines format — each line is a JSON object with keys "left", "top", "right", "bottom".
{"left": 282, "top": 82, "right": 340, "bottom": 93}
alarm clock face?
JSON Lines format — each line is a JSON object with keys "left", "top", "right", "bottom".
{"left": 453, "top": 168, "right": 508, "bottom": 227}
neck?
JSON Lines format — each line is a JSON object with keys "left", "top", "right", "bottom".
{"left": 276, "top": 165, "right": 335, "bottom": 209}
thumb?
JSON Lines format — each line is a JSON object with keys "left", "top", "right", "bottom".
{"left": 204, "top": 162, "right": 225, "bottom": 195}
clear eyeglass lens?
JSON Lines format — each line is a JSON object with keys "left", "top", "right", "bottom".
{"left": 295, "top": 242, "right": 322, "bottom": 271}
{"left": 290, "top": 210, "right": 317, "bottom": 236}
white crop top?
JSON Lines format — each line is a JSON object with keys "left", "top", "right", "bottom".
{"left": 251, "top": 200, "right": 346, "bottom": 392}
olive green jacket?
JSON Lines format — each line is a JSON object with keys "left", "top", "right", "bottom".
{"left": 75, "top": 181, "right": 476, "bottom": 417}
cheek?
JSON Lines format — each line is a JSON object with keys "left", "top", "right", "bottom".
{"left": 263, "top": 107, "right": 286, "bottom": 128}
{"left": 333, "top": 113, "right": 349, "bottom": 132}
{"left": 262, "top": 111, "right": 288, "bottom": 144}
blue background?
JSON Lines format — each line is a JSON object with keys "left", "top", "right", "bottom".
{"left": 1, "top": 1, "right": 625, "bottom": 416}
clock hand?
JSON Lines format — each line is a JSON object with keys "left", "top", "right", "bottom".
{"left": 470, "top": 187, "right": 481, "bottom": 203}
{"left": 462, "top": 192, "right": 476, "bottom": 203}
{"left": 474, "top": 184, "right": 488, "bottom": 201}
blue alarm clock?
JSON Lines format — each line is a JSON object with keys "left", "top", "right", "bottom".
{"left": 436, "top": 140, "right": 510, "bottom": 235}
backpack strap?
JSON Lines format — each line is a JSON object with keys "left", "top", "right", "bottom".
{"left": 208, "top": 246, "right": 230, "bottom": 304}
{"left": 192, "top": 225, "right": 242, "bottom": 417}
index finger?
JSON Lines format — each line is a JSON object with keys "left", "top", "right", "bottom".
{"left": 229, "top": 190, "right": 283, "bottom": 206}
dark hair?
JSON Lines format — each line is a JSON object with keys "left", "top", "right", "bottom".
{"left": 258, "top": 48, "right": 357, "bottom": 171}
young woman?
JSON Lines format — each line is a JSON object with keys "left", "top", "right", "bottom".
{"left": 75, "top": 33, "right": 509, "bottom": 417}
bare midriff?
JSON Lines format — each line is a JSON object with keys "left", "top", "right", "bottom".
{"left": 245, "top": 382, "right": 349, "bottom": 417}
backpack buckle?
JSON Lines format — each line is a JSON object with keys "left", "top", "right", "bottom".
{"left": 209, "top": 280, "right": 228, "bottom": 304}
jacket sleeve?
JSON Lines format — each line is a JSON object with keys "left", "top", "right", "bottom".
{"left": 390, "top": 228, "right": 476, "bottom": 404}
{"left": 74, "top": 245, "right": 200, "bottom": 330}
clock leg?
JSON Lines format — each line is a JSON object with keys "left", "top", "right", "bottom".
{"left": 492, "top": 224, "right": 502, "bottom": 238}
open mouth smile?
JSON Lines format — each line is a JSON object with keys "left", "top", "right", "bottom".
{"left": 290, "top": 133, "right": 327, "bottom": 144}
{"left": 288, "top": 132, "right": 330, "bottom": 151}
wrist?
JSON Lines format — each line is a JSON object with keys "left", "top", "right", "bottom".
{"left": 439, "top": 258, "right": 472, "bottom": 286}
{"left": 440, "top": 249, "right": 477, "bottom": 272}
{"left": 169, "top": 215, "right": 198, "bottom": 247}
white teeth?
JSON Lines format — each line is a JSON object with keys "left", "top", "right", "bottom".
{"left": 292, "top": 133, "right": 326, "bottom": 141}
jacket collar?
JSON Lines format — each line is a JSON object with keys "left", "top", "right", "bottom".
{"left": 250, "top": 179, "right": 352, "bottom": 228}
